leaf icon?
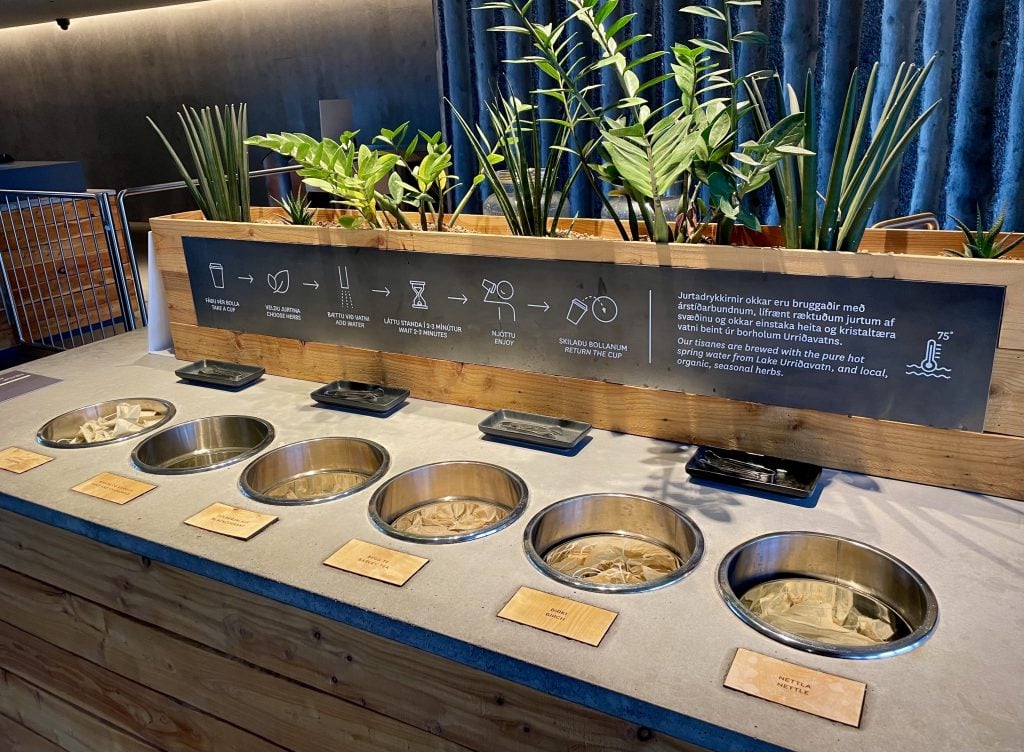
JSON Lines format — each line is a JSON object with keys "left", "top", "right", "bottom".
{"left": 268, "top": 269, "right": 290, "bottom": 294}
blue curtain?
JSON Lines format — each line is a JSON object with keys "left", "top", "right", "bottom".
{"left": 434, "top": 0, "right": 1024, "bottom": 231}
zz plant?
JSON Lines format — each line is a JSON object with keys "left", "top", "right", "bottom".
{"left": 481, "top": 0, "right": 804, "bottom": 244}
{"left": 247, "top": 125, "right": 481, "bottom": 231}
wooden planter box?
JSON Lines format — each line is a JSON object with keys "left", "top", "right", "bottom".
{"left": 151, "top": 208, "right": 1024, "bottom": 499}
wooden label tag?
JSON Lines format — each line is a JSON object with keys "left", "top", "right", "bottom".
{"left": 184, "top": 503, "right": 279, "bottom": 540}
{"left": 324, "top": 539, "right": 428, "bottom": 586}
{"left": 497, "top": 586, "right": 617, "bottom": 647}
{"left": 724, "top": 648, "right": 866, "bottom": 728}
{"left": 71, "top": 472, "right": 156, "bottom": 504}
{"left": 0, "top": 447, "right": 53, "bottom": 474}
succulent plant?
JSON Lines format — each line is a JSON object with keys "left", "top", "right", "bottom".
{"left": 946, "top": 206, "right": 1024, "bottom": 259}
{"left": 273, "top": 189, "right": 315, "bottom": 226}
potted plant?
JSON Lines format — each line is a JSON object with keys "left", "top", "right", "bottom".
{"left": 146, "top": 1, "right": 1024, "bottom": 500}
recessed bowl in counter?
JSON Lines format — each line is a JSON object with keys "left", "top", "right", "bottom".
{"left": 240, "top": 437, "right": 390, "bottom": 505}
{"left": 524, "top": 493, "right": 704, "bottom": 593}
{"left": 37, "top": 398, "right": 175, "bottom": 448}
{"left": 131, "top": 415, "right": 274, "bottom": 475}
{"left": 369, "top": 461, "right": 528, "bottom": 544}
{"left": 718, "top": 531, "right": 938, "bottom": 659}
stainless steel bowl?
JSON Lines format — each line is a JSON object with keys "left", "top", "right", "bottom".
{"left": 718, "top": 531, "right": 939, "bottom": 659}
{"left": 524, "top": 493, "right": 704, "bottom": 593}
{"left": 37, "top": 398, "right": 176, "bottom": 448}
{"left": 131, "top": 415, "right": 274, "bottom": 475}
{"left": 369, "top": 461, "right": 528, "bottom": 543}
{"left": 240, "top": 437, "right": 390, "bottom": 505}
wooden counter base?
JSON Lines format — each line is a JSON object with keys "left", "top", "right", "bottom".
{"left": 0, "top": 507, "right": 706, "bottom": 752}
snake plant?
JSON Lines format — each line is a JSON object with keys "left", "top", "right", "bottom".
{"left": 148, "top": 104, "right": 251, "bottom": 222}
{"left": 747, "top": 57, "right": 938, "bottom": 251}
{"left": 450, "top": 91, "right": 578, "bottom": 237}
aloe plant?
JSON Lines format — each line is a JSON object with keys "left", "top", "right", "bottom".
{"left": 946, "top": 206, "right": 1024, "bottom": 259}
{"left": 450, "top": 91, "right": 577, "bottom": 236}
{"left": 148, "top": 104, "right": 251, "bottom": 222}
{"left": 747, "top": 57, "right": 939, "bottom": 251}
{"left": 481, "top": 0, "right": 801, "bottom": 244}
{"left": 273, "top": 188, "right": 315, "bottom": 225}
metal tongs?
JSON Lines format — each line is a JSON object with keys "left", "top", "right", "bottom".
{"left": 196, "top": 364, "right": 245, "bottom": 381}
{"left": 701, "top": 450, "right": 776, "bottom": 483}
{"left": 499, "top": 420, "right": 565, "bottom": 439}
{"left": 323, "top": 386, "right": 386, "bottom": 403}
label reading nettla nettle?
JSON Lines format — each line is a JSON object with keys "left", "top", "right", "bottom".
{"left": 184, "top": 237, "right": 1006, "bottom": 431}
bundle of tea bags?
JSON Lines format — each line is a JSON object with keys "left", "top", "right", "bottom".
{"left": 393, "top": 500, "right": 507, "bottom": 535}
{"left": 544, "top": 535, "right": 682, "bottom": 585}
{"left": 740, "top": 579, "right": 897, "bottom": 646}
{"left": 267, "top": 471, "right": 367, "bottom": 501}
{"left": 60, "top": 402, "right": 164, "bottom": 444}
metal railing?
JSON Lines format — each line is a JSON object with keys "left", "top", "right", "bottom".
{"left": 114, "top": 164, "right": 302, "bottom": 327}
{"left": 0, "top": 188, "right": 143, "bottom": 350}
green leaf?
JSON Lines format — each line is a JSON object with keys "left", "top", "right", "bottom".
{"left": 732, "top": 31, "right": 768, "bottom": 45}
{"left": 690, "top": 38, "right": 730, "bottom": 55}
{"left": 681, "top": 6, "right": 726, "bottom": 22}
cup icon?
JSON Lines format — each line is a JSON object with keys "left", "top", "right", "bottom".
{"left": 567, "top": 297, "right": 588, "bottom": 325}
{"left": 209, "top": 263, "right": 225, "bottom": 289}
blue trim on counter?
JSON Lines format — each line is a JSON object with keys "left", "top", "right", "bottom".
{"left": 0, "top": 490, "right": 787, "bottom": 752}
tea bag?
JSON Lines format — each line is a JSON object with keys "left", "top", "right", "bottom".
{"left": 267, "top": 471, "right": 368, "bottom": 501}
{"left": 544, "top": 534, "right": 683, "bottom": 585}
{"left": 61, "top": 403, "right": 164, "bottom": 444}
{"left": 393, "top": 499, "right": 507, "bottom": 535}
{"left": 741, "top": 579, "right": 897, "bottom": 646}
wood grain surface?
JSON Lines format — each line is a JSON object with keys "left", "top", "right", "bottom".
{"left": 0, "top": 507, "right": 706, "bottom": 752}
{"left": 149, "top": 211, "right": 1024, "bottom": 499}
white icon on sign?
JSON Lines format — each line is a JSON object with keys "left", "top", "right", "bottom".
{"left": 268, "top": 269, "right": 290, "bottom": 294}
{"left": 410, "top": 280, "right": 428, "bottom": 309}
{"left": 481, "top": 278, "right": 516, "bottom": 322}
{"left": 337, "top": 266, "right": 353, "bottom": 308}
{"left": 209, "top": 263, "right": 225, "bottom": 289}
{"left": 566, "top": 294, "right": 618, "bottom": 325}
{"left": 906, "top": 339, "right": 952, "bottom": 379}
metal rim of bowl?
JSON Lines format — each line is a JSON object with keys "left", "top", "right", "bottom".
{"left": 523, "top": 493, "right": 705, "bottom": 594}
{"left": 238, "top": 436, "right": 391, "bottom": 506}
{"left": 368, "top": 460, "right": 529, "bottom": 544}
{"left": 130, "top": 415, "right": 275, "bottom": 475}
{"left": 36, "top": 398, "right": 177, "bottom": 449}
{"left": 717, "top": 531, "right": 940, "bottom": 659}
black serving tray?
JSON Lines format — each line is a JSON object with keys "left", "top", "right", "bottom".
{"left": 686, "top": 446, "right": 821, "bottom": 498}
{"left": 311, "top": 380, "right": 409, "bottom": 413}
{"left": 175, "top": 359, "right": 264, "bottom": 389}
{"left": 479, "top": 409, "right": 591, "bottom": 450}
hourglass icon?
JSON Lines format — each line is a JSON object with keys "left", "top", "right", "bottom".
{"left": 409, "top": 280, "right": 428, "bottom": 310}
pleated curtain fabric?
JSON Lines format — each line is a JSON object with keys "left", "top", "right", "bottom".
{"left": 433, "top": 0, "right": 1024, "bottom": 231}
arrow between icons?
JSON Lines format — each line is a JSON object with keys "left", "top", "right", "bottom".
{"left": 527, "top": 302, "right": 550, "bottom": 312}
{"left": 447, "top": 293, "right": 468, "bottom": 304}
{"left": 371, "top": 287, "right": 391, "bottom": 297}
{"left": 238, "top": 274, "right": 253, "bottom": 283}
{"left": 302, "top": 280, "right": 320, "bottom": 290}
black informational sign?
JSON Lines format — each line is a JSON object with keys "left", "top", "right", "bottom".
{"left": 184, "top": 236, "right": 1006, "bottom": 431}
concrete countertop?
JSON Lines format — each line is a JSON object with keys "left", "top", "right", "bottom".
{"left": 0, "top": 332, "right": 1021, "bottom": 752}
